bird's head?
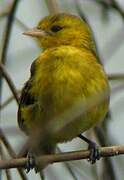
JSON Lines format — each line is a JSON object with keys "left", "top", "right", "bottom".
{"left": 24, "top": 13, "right": 95, "bottom": 51}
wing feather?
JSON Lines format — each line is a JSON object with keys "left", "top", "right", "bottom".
{"left": 18, "top": 60, "right": 36, "bottom": 133}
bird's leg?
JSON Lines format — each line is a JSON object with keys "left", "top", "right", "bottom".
{"left": 78, "top": 134, "right": 100, "bottom": 164}
{"left": 26, "top": 151, "right": 35, "bottom": 173}
{"left": 26, "top": 151, "right": 45, "bottom": 177}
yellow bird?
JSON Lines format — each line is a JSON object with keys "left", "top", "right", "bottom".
{"left": 18, "top": 13, "right": 109, "bottom": 171}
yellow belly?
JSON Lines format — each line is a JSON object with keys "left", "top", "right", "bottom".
{"left": 22, "top": 46, "right": 109, "bottom": 143}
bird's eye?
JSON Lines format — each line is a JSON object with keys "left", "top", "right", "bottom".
{"left": 51, "top": 25, "right": 63, "bottom": 32}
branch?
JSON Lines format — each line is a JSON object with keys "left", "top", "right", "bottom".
{"left": 0, "top": 0, "right": 19, "bottom": 107}
{"left": 111, "top": 0, "right": 124, "bottom": 20}
{"left": 0, "top": 90, "right": 21, "bottom": 109}
{"left": 0, "top": 129, "right": 28, "bottom": 180}
{"left": 88, "top": 0, "right": 124, "bottom": 20}
{"left": 102, "top": 26, "right": 124, "bottom": 61}
{"left": 5, "top": 169, "right": 12, "bottom": 180}
{"left": 56, "top": 147, "right": 78, "bottom": 180}
{"left": 0, "top": 145, "right": 124, "bottom": 170}
{"left": 0, "top": 146, "right": 12, "bottom": 180}
{"left": 46, "top": 0, "right": 59, "bottom": 13}
{"left": 0, "top": 63, "right": 19, "bottom": 105}
{"left": 90, "top": 0, "right": 111, "bottom": 7}
{"left": 108, "top": 73, "right": 124, "bottom": 80}
{"left": 0, "top": 2, "right": 13, "bottom": 18}
{"left": 0, "top": 8, "right": 28, "bottom": 31}
{"left": 0, "top": 129, "right": 17, "bottom": 158}
{"left": 94, "top": 127, "right": 116, "bottom": 180}
{"left": 112, "top": 83, "right": 124, "bottom": 101}
{"left": 0, "top": 0, "right": 19, "bottom": 64}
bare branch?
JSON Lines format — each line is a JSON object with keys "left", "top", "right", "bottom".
{"left": 88, "top": 0, "right": 124, "bottom": 20}
{"left": 108, "top": 73, "right": 124, "bottom": 81}
{"left": 0, "top": 0, "right": 19, "bottom": 64}
{"left": 0, "top": 63, "right": 19, "bottom": 105}
{"left": 0, "top": 2, "right": 13, "bottom": 18}
{"left": 0, "top": 0, "right": 19, "bottom": 107}
{"left": 5, "top": 169, "right": 12, "bottom": 180}
{"left": 56, "top": 147, "right": 78, "bottom": 180}
{"left": 111, "top": 0, "right": 124, "bottom": 20}
{"left": 0, "top": 90, "right": 21, "bottom": 109}
{"left": 0, "top": 145, "right": 124, "bottom": 170}
{"left": 46, "top": 0, "right": 59, "bottom": 13}
{"left": 0, "top": 144, "right": 12, "bottom": 180}
{"left": 94, "top": 127, "right": 116, "bottom": 180}
{"left": 0, "top": 129, "right": 28, "bottom": 180}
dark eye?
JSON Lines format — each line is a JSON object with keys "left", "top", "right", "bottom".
{"left": 51, "top": 25, "right": 63, "bottom": 32}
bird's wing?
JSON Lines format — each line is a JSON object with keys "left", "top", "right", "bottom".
{"left": 18, "top": 80, "right": 35, "bottom": 133}
{"left": 18, "top": 60, "right": 36, "bottom": 133}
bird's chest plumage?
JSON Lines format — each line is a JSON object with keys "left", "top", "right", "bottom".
{"left": 27, "top": 46, "right": 109, "bottom": 141}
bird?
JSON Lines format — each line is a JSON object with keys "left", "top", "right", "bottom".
{"left": 18, "top": 13, "right": 109, "bottom": 172}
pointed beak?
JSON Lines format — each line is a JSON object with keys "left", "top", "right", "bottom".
{"left": 23, "top": 28, "right": 47, "bottom": 37}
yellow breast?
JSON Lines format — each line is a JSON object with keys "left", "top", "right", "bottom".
{"left": 23, "top": 46, "right": 109, "bottom": 143}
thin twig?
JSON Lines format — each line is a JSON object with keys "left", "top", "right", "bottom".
{"left": 102, "top": 26, "right": 124, "bottom": 62}
{"left": 111, "top": 0, "right": 124, "bottom": 20}
{"left": 94, "top": 127, "right": 116, "bottom": 180}
{"left": 0, "top": 0, "right": 19, "bottom": 64}
{"left": 0, "top": 127, "right": 19, "bottom": 137}
{"left": 88, "top": 0, "right": 111, "bottom": 7}
{"left": 1, "top": 13, "right": 28, "bottom": 30}
{"left": 0, "top": 63, "right": 19, "bottom": 105}
{"left": 112, "top": 83, "right": 124, "bottom": 96}
{"left": 15, "top": 18, "right": 29, "bottom": 31}
{"left": 0, "top": 0, "right": 29, "bottom": 32}
{"left": 0, "top": 129, "right": 28, "bottom": 180}
{"left": 108, "top": 73, "right": 124, "bottom": 80}
{"left": 0, "top": 143, "right": 12, "bottom": 180}
{"left": 46, "top": 0, "right": 59, "bottom": 13}
{"left": 0, "top": 3, "right": 13, "bottom": 18}
{"left": 3, "top": 155, "right": 12, "bottom": 180}
{"left": 5, "top": 169, "right": 12, "bottom": 180}
{"left": 0, "top": 145, "right": 124, "bottom": 170}
{"left": 88, "top": 0, "right": 124, "bottom": 20}
{"left": 0, "top": 129, "right": 16, "bottom": 158}
{"left": 57, "top": 147, "right": 78, "bottom": 180}
{"left": 75, "top": 0, "right": 102, "bottom": 63}
{"left": 0, "top": 0, "right": 19, "bottom": 107}
{"left": 0, "top": 90, "right": 21, "bottom": 109}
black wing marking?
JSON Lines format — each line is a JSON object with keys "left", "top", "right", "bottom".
{"left": 18, "top": 60, "right": 36, "bottom": 133}
{"left": 30, "top": 60, "right": 36, "bottom": 76}
{"left": 18, "top": 79, "right": 35, "bottom": 133}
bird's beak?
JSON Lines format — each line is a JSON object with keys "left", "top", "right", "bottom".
{"left": 23, "top": 28, "right": 46, "bottom": 37}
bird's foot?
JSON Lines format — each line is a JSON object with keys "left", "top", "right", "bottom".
{"left": 78, "top": 134, "right": 100, "bottom": 164}
{"left": 26, "top": 152, "right": 35, "bottom": 173}
{"left": 88, "top": 141, "right": 100, "bottom": 164}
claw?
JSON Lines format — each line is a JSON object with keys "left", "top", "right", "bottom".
{"left": 26, "top": 152, "right": 35, "bottom": 173}
{"left": 88, "top": 141, "right": 100, "bottom": 164}
{"left": 78, "top": 134, "right": 100, "bottom": 164}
